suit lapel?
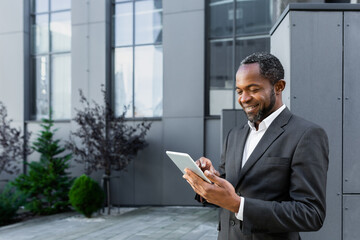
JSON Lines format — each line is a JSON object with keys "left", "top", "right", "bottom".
{"left": 236, "top": 108, "right": 293, "bottom": 185}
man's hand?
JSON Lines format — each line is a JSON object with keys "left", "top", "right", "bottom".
{"left": 196, "top": 157, "right": 220, "bottom": 176}
{"left": 183, "top": 168, "right": 241, "bottom": 213}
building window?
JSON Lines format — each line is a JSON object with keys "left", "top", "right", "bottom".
{"left": 112, "top": 0, "right": 163, "bottom": 118}
{"left": 30, "top": 0, "right": 71, "bottom": 120}
{"left": 207, "top": 0, "right": 273, "bottom": 116}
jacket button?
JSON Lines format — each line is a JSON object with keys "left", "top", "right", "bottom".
{"left": 230, "top": 220, "right": 235, "bottom": 226}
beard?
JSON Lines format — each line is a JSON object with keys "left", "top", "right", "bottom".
{"left": 247, "top": 88, "right": 276, "bottom": 124}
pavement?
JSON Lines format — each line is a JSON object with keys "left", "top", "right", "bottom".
{"left": 0, "top": 206, "right": 219, "bottom": 240}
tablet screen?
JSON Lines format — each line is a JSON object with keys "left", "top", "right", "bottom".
{"left": 166, "top": 151, "right": 211, "bottom": 183}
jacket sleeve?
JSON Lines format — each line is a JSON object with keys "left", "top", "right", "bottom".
{"left": 242, "top": 126, "right": 329, "bottom": 234}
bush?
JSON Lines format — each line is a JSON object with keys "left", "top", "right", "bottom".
{"left": 12, "top": 115, "right": 73, "bottom": 215}
{"left": 68, "top": 175, "right": 104, "bottom": 218}
{"left": 0, "top": 184, "right": 27, "bottom": 225}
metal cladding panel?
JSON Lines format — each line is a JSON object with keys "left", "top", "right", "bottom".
{"left": 205, "top": 119, "right": 221, "bottom": 169}
{"left": 235, "top": 110, "right": 248, "bottom": 129}
{"left": 343, "top": 195, "right": 360, "bottom": 240}
{"left": 343, "top": 12, "right": 360, "bottom": 193}
{"left": 162, "top": 117, "right": 204, "bottom": 205}
{"left": 163, "top": 10, "right": 204, "bottom": 118}
{"left": 271, "top": 13, "right": 291, "bottom": 109}
{"left": 221, "top": 109, "right": 247, "bottom": 155}
{"left": 110, "top": 161, "right": 135, "bottom": 205}
{"left": 221, "top": 110, "right": 237, "bottom": 147}
{"left": 134, "top": 121, "right": 164, "bottom": 205}
{"left": 285, "top": 11, "right": 343, "bottom": 240}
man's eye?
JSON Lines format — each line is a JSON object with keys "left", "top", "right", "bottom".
{"left": 249, "top": 88, "right": 259, "bottom": 93}
{"left": 236, "top": 91, "right": 242, "bottom": 95}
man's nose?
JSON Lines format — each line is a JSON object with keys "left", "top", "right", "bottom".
{"left": 239, "top": 92, "right": 251, "bottom": 103}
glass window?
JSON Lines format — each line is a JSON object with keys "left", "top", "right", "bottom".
{"left": 114, "top": 3, "right": 133, "bottom": 47}
{"left": 209, "top": 39, "right": 233, "bottom": 115}
{"left": 207, "top": 0, "right": 273, "bottom": 116}
{"left": 51, "top": 0, "right": 71, "bottom": 11}
{"left": 134, "top": 45, "right": 163, "bottom": 117}
{"left": 235, "top": 0, "right": 272, "bottom": 36}
{"left": 51, "top": 54, "right": 71, "bottom": 119}
{"left": 30, "top": 0, "right": 71, "bottom": 120}
{"left": 32, "top": 14, "right": 49, "bottom": 54}
{"left": 209, "top": 0, "right": 233, "bottom": 38}
{"left": 32, "top": 56, "right": 50, "bottom": 119}
{"left": 135, "top": 0, "right": 162, "bottom": 45}
{"left": 50, "top": 12, "right": 71, "bottom": 52}
{"left": 32, "top": 0, "right": 49, "bottom": 13}
{"left": 113, "top": 0, "right": 163, "bottom": 118}
{"left": 114, "top": 47, "right": 133, "bottom": 117}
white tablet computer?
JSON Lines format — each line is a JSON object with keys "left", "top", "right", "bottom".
{"left": 166, "top": 151, "right": 211, "bottom": 183}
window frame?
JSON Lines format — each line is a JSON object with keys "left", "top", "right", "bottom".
{"left": 29, "top": 0, "right": 71, "bottom": 121}
{"left": 205, "top": 0, "right": 272, "bottom": 117}
{"left": 111, "top": 0, "right": 163, "bottom": 119}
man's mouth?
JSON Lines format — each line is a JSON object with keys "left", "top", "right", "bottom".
{"left": 244, "top": 104, "right": 259, "bottom": 113}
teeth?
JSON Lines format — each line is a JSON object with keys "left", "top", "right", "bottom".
{"left": 245, "top": 105, "right": 257, "bottom": 111}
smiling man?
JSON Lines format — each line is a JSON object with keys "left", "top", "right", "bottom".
{"left": 183, "top": 52, "right": 329, "bottom": 240}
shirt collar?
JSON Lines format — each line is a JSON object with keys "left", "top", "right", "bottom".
{"left": 248, "top": 104, "right": 286, "bottom": 131}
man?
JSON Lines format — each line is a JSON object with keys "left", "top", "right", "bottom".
{"left": 183, "top": 52, "right": 329, "bottom": 240}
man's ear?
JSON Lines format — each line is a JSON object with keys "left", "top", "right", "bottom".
{"left": 274, "top": 80, "right": 286, "bottom": 94}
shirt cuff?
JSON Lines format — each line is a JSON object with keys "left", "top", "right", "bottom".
{"left": 235, "top": 197, "right": 245, "bottom": 221}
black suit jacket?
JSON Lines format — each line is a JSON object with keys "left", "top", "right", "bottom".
{"left": 217, "top": 108, "right": 329, "bottom": 240}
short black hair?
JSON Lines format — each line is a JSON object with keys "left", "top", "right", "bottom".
{"left": 240, "top": 52, "right": 284, "bottom": 85}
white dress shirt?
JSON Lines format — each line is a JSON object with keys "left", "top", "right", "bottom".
{"left": 235, "top": 104, "right": 286, "bottom": 221}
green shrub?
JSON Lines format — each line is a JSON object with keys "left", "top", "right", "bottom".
{"left": 69, "top": 174, "right": 104, "bottom": 218}
{"left": 12, "top": 115, "right": 73, "bottom": 215}
{"left": 0, "top": 184, "right": 27, "bottom": 225}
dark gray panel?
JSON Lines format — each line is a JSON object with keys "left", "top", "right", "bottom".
{"left": 289, "top": 11, "right": 343, "bottom": 240}
{"left": 343, "top": 195, "right": 360, "bottom": 240}
{"left": 205, "top": 119, "right": 221, "bottom": 170}
{"left": 134, "top": 121, "right": 163, "bottom": 205}
{"left": 221, "top": 110, "right": 236, "bottom": 146}
{"left": 221, "top": 109, "right": 247, "bottom": 152}
{"left": 343, "top": 12, "right": 360, "bottom": 193}
{"left": 235, "top": 110, "right": 248, "bottom": 128}
{"left": 110, "top": 161, "right": 135, "bottom": 205}
{"left": 163, "top": 11, "right": 204, "bottom": 118}
{"left": 162, "top": 117, "right": 204, "bottom": 205}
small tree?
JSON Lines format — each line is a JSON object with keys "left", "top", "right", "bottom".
{"left": 68, "top": 174, "right": 105, "bottom": 218}
{"left": 66, "top": 86, "right": 151, "bottom": 212}
{"left": 12, "top": 114, "right": 73, "bottom": 215}
{"left": 0, "top": 101, "right": 32, "bottom": 175}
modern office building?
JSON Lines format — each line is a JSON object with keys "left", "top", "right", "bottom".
{"left": 0, "top": 0, "right": 359, "bottom": 239}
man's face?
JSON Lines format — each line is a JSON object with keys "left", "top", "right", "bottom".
{"left": 235, "top": 63, "right": 277, "bottom": 125}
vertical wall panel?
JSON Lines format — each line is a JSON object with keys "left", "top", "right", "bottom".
{"left": 343, "top": 195, "right": 360, "bottom": 240}
{"left": 290, "top": 11, "right": 343, "bottom": 240}
{"left": 205, "top": 119, "right": 221, "bottom": 169}
{"left": 343, "top": 12, "right": 360, "bottom": 193}
{"left": 162, "top": 117, "right": 204, "bottom": 205}
{"left": 270, "top": 13, "right": 291, "bottom": 109}
{"left": 134, "top": 121, "right": 163, "bottom": 205}
{"left": 272, "top": 10, "right": 343, "bottom": 240}
{"left": 162, "top": 0, "right": 205, "bottom": 205}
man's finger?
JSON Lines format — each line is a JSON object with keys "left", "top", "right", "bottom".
{"left": 205, "top": 170, "right": 223, "bottom": 186}
{"left": 210, "top": 166, "right": 220, "bottom": 176}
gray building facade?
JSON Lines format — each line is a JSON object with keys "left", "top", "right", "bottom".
{"left": 1, "top": 1, "right": 360, "bottom": 239}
